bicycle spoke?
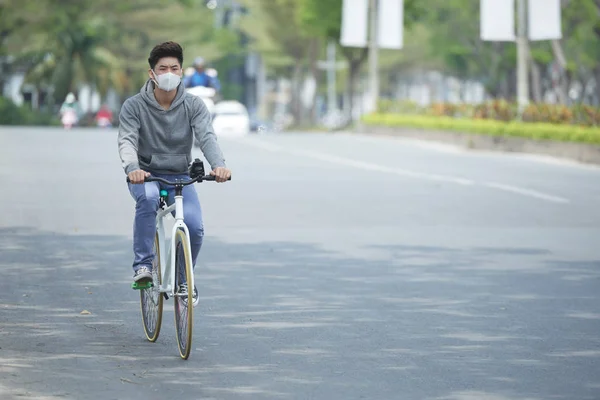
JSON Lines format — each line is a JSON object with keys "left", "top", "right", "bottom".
{"left": 139, "top": 233, "right": 163, "bottom": 342}
{"left": 173, "top": 229, "right": 193, "bottom": 359}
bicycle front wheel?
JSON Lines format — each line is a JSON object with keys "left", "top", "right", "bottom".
{"left": 140, "top": 232, "right": 164, "bottom": 342}
{"left": 174, "top": 228, "right": 193, "bottom": 360}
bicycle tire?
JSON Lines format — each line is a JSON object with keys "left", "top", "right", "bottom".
{"left": 140, "top": 232, "right": 164, "bottom": 342}
{"left": 173, "top": 228, "right": 193, "bottom": 360}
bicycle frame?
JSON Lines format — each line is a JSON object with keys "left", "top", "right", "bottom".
{"left": 155, "top": 194, "right": 194, "bottom": 297}
{"left": 128, "top": 166, "right": 229, "bottom": 296}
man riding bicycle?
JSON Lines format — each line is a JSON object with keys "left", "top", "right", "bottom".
{"left": 118, "top": 41, "right": 231, "bottom": 307}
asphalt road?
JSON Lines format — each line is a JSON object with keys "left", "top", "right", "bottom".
{"left": 0, "top": 127, "right": 599, "bottom": 400}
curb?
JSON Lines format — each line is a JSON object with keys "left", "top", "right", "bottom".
{"left": 354, "top": 124, "right": 600, "bottom": 166}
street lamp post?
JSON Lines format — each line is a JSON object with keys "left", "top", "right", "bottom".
{"left": 367, "top": 0, "right": 379, "bottom": 113}
{"left": 516, "top": 0, "right": 529, "bottom": 114}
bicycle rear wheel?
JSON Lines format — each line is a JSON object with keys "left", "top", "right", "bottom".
{"left": 174, "top": 228, "right": 193, "bottom": 360}
{"left": 140, "top": 232, "right": 163, "bottom": 342}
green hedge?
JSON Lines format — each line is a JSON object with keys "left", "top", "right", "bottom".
{"left": 0, "top": 97, "right": 60, "bottom": 126}
{"left": 376, "top": 99, "right": 600, "bottom": 127}
{"left": 362, "top": 113, "right": 600, "bottom": 145}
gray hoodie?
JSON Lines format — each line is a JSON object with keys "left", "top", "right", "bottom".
{"left": 118, "top": 79, "right": 226, "bottom": 175}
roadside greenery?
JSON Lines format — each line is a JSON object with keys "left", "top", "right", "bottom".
{"left": 377, "top": 100, "right": 600, "bottom": 127}
{"left": 362, "top": 112, "right": 600, "bottom": 145}
{"left": 1, "top": 0, "right": 600, "bottom": 128}
{"left": 0, "top": 97, "right": 60, "bottom": 126}
{"left": 0, "top": 0, "right": 238, "bottom": 104}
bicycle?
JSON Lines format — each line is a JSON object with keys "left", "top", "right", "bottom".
{"left": 127, "top": 159, "right": 230, "bottom": 360}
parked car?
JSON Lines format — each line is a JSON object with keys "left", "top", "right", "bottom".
{"left": 211, "top": 101, "right": 250, "bottom": 136}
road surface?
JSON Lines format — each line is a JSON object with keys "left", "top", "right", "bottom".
{"left": 0, "top": 127, "right": 599, "bottom": 400}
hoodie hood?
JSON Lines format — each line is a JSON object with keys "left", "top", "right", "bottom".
{"left": 117, "top": 77, "right": 226, "bottom": 176}
{"left": 139, "top": 78, "right": 187, "bottom": 112}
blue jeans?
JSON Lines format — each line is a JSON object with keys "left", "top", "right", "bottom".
{"left": 128, "top": 173, "right": 204, "bottom": 273}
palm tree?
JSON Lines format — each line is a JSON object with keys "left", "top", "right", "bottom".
{"left": 5, "top": 0, "right": 231, "bottom": 110}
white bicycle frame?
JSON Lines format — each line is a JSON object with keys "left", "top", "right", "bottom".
{"left": 154, "top": 193, "right": 194, "bottom": 297}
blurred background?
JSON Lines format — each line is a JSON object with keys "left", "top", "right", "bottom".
{"left": 0, "top": 0, "right": 599, "bottom": 130}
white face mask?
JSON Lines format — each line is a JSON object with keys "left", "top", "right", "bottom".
{"left": 152, "top": 71, "right": 181, "bottom": 92}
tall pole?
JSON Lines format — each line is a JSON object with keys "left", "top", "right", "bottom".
{"left": 516, "top": 0, "right": 529, "bottom": 114}
{"left": 368, "top": 0, "right": 379, "bottom": 113}
{"left": 327, "top": 40, "right": 337, "bottom": 113}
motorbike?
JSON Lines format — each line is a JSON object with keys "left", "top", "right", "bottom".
{"left": 186, "top": 85, "right": 216, "bottom": 115}
{"left": 186, "top": 86, "right": 217, "bottom": 147}
{"left": 96, "top": 117, "right": 112, "bottom": 128}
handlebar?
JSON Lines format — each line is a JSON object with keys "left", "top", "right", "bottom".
{"left": 126, "top": 174, "right": 230, "bottom": 186}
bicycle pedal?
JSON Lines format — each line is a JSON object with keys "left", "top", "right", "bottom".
{"left": 131, "top": 281, "right": 153, "bottom": 290}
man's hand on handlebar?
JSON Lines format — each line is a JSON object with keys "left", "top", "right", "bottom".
{"left": 210, "top": 167, "right": 232, "bottom": 183}
{"left": 127, "top": 167, "right": 231, "bottom": 184}
{"left": 128, "top": 169, "right": 151, "bottom": 184}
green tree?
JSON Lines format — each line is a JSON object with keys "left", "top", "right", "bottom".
{"left": 422, "top": 0, "right": 519, "bottom": 99}
{"left": 239, "top": 0, "right": 315, "bottom": 124}
{"left": 299, "top": 0, "right": 424, "bottom": 119}
{"left": 420, "top": 0, "right": 600, "bottom": 104}
{"left": 2, "top": 0, "right": 227, "bottom": 107}
{"left": 558, "top": 0, "right": 600, "bottom": 103}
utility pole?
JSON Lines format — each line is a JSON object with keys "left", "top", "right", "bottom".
{"left": 317, "top": 41, "right": 347, "bottom": 114}
{"left": 516, "top": 0, "right": 529, "bottom": 114}
{"left": 327, "top": 40, "right": 337, "bottom": 113}
{"left": 367, "top": 0, "right": 379, "bottom": 113}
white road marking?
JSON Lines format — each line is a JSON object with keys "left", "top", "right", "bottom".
{"left": 287, "top": 148, "right": 475, "bottom": 185}
{"left": 234, "top": 137, "right": 570, "bottom": 204}
{"left": 335, "top": 132, "right": 465, "bottom": 154}
{"left": 237, "top": 138, "right": 473, "bottom": 185}
{"left": 483, "top": 182, "right": 570, "bottom": 204}
{"left": 344, "top": 131, "right": 600, "bottom": 170}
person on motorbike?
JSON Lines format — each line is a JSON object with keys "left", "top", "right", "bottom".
{"left": 184, "top": 57, "right": 221, "bottom": 92}
{"left": 96, "top": 104, "right": 113, "bottom": 128}
{"left": 59, "top": 93, "right": 81, "bottom": 129}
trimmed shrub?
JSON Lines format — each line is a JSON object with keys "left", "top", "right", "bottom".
{"left": 376, "top": 99, "right": 600, "bottom": 127}
{"left": 362, "top": 113, "right": 600, "bottom": 145}
{"left": 0, "top": 96, "right": 60, "bottom": 126}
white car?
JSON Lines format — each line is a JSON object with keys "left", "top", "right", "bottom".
{"left": 212, "top": 101, "right": 250, "bottom": 137}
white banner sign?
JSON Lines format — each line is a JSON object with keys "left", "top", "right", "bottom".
{"left": 377, "top": 0, "right": 403, "bottom": 49}
{"left": 480, "top": 0, "right": 516, "bottom": 41}
{"left": 528, "top": 0, "right": 562, "bottom": 41}
{"left": 340, "top": 0, "right": 369, "bottom": 48}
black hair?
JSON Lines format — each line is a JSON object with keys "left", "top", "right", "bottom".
{"left": 148, "top": 41, "right": 184, "bottom": 69}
